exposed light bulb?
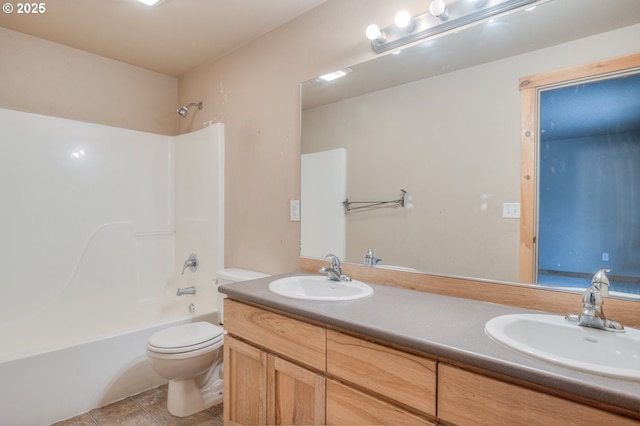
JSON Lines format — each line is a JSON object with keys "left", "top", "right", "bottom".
{"left": 429, "top": 0, "right": 449, "bottom": 20}
{"left": 365, "top": 24, "right": 383, "bottom": 41}
{"left": 394, "top": 10, "right": 412, "bottom": 28}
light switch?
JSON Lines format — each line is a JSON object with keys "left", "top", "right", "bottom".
{"left": 290, "top": 200, "right": 300, "bottom": 221}
{"left": 503, "top": 202, "right": 520, "bottom": 218}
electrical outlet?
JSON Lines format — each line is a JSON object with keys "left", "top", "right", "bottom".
{"left": 502, "top": 202, "right": 520, "bottom": 218}
{"left": 602, "top": 252, "right": 609, "bottom": 261}
{"left": 290, "top": 200, "right": 300, "bottom": 221}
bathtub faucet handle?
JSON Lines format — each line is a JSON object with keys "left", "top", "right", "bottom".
{"left": 181, "top": 253, "right": 198, "bottom": 275}
{"left": 176, "top": 286, "right": 196, "bottom": 296}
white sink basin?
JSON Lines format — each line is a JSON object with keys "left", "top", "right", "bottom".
{"left": 268, "top": 276, "right": 373, "bottom": 301}
{"left": 485, "top": 314, "right": 640, "bottom": 380}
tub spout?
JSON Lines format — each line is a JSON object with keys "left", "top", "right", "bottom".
{"left": 176, "top": 286, "right": 196, "bottom": 296}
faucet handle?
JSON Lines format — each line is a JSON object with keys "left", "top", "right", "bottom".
{"left": 181, "top": 253, "right": 198, "bottom": 275}
{"left": 592, "top": 268, "right": 611, "bottom": 296}
{"left": 320, "top": 254, "right": 351, "bottom": 282}
{"left": 322, "top": 253, "right": 340, "bottom": 269}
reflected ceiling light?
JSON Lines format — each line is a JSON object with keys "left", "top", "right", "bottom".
{"left": 71, "top": 149, "right": 85, "bottom": 159}
{"left": 318, "top": 68, "right": 352, "bottom": 82}
{"left": 367, "top": 0, "right": 536, "bottom": 54}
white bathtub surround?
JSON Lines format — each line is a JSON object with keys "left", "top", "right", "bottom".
{"left": 0, "top": 108, "right": 224, "bottom": 425}
{"left": 174, "top": 124, "right": 225, "bottom": 318}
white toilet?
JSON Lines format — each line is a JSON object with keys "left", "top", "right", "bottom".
{"left": 146, "top": 268, "right": 269, "bottom": 417}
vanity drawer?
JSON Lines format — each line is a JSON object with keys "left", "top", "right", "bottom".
{"left": 327, "top": 379, "right": 435, "bottom": 425}
{"left": 327, "top": 330, "right": 437, "bottom": 416}
{"left": 223, "top": 299, "right": 326, "bottom": 371}
{"left": 438, "top": 364, "right": 640, "bottom": 426}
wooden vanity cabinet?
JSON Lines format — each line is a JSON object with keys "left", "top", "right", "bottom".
{"left": 223, "top": 299, "right": 326, "bottom": 425}
{"left": 224, "top": 298, "right": 639, "bottom": 425}
{"left": 437, "top": 364, "right": 639, "bottom": 426}
{"left": 326, "top": 330, "right": 437, "bottom": 425}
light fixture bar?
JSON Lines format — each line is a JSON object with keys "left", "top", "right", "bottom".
{"left": 370, "top": 0, "right": 536, "bottom": 53}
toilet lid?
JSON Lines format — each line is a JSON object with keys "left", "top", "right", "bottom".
{"left": 148, "top": 322, "right": 224, "bottom": 353}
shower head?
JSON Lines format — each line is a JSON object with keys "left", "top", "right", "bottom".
{"left": 177, "top": 101, "right": 203, "bottom": 118}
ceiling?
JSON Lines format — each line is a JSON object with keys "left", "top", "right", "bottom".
{"left": 0, "top": 0, "right": 326, "bottom": 77}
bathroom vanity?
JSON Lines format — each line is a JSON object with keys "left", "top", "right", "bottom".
{"left": 220, "top": 274, "right": 640, "bottom": 425}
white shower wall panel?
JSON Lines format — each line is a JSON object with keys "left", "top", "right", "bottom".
{"left": 0, "top": 108, "right": 174, "bottom": 326}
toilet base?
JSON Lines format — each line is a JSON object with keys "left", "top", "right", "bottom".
{"left": 167, "top": 378, "right": 223, "bottom": 417}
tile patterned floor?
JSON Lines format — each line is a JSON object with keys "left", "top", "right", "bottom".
{"left": 52, "top": 384, "right": 223, "bottom": 426}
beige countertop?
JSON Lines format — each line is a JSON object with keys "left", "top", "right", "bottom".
{"left": 219, "top": 272, "right": 640, "bottom": 414}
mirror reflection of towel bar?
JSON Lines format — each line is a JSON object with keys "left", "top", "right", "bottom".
{"left": 343, "top": 189, "right": 407, "bottom": 213}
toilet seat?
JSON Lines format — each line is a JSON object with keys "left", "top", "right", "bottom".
{"left": 148, "top": 322, "right": 225, "bottom": 354}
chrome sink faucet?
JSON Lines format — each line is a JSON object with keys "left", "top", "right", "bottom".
{"left": 363, "top": 248, "right": 382, "bottom": 266}
{"left": 565, "top": 268, "right": 624, "bottom": 332}
{"left": 319, "top": 253, "right": 352, "bottom": 282}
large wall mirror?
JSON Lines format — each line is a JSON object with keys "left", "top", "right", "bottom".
{"left": 300, "top": 0, "right": 640, "bottom": 299}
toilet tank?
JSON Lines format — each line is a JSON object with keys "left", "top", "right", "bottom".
{"left": 216, "top": 268, "right": 269, "bottom": 324}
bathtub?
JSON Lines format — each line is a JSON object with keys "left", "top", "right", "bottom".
{"left": 0, "top": 222, "right": 222, "bottom": 425}
{"left": 0, "top": 293, "right": 220, "bottom": 426}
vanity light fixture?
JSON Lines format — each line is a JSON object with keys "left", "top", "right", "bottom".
{"left": 367, "top": 0, "right": 537, "bottom": 53}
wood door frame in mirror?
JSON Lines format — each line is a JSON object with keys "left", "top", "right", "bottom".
{"left": 519, "top": 52, "right": 640, "bottom": 283}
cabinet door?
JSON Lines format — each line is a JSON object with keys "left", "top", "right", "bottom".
{"left": 438, "top": 364, "right": 640, "bottom": 426}
{"left": 224, "top": 335, "right": 267, "bottom": 426}
{"left": 327, "top": 379, "right": 435, "bottom": 425}
{"left": 267, "top": 355, "right": 325, "bottom": 425}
